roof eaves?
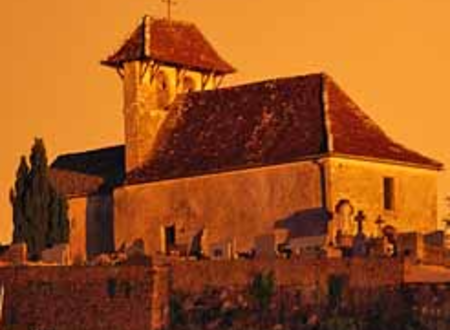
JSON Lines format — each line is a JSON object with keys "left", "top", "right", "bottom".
{"left": 101, "top": 16, "right": 148, "bottom": 69}
{"left": 125, "top": 153, "right": 331, "bottom": 187}
{"left": 147, "top": 58, "right": 236, "bottom": 75}
{"left": 328, "top": 152, "right": 444, "bottom": 171}
{"left": 101, "top": 16, "right": 236, "bottom": 74}
{"left": 102, "top": 57, "right": 236, "bottom": 74}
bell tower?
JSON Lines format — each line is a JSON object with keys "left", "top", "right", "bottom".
{"left": 102, "top": 16, "right": 235, "bottom": 174}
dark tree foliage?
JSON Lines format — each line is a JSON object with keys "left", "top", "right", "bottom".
{"left": 10, "top": 138, "right": 70, "bottom": 259}
{"left": 249, "top": 271, "right": 275, "bottom": 313}
{"left": 10, "top": 156, "right": 29, "bottom": 243}
{"left": 327, "top": 275, "right": 348, "bottom": 311}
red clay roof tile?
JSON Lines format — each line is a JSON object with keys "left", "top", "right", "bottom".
{"left": 51, "top": 74, "right": 442, "bottom": 195}
{"left": 50, "top": 146, "right": 124, "bottom": 196}
{"left": 127, "top": 74, "right": 442, "bottom": 184}
{"left": 324, "top": 75, "right": 442, "bottom": 168}
{"left": 102, "top": 16, "right": 235, "bottom": 74}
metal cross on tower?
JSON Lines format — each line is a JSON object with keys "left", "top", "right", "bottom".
{"left": 162, "top": 0, "right": 177, "bottom": 21}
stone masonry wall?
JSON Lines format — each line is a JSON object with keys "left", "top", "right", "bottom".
{"left": 0, "top": 245, "right": 27, "bottom": 265}
{"left": 167, "top": 258, "right": 407, "bottom": 329}
{"left": 122, "top": 61, "right": 215, "bottom": 174}
{"left": 66, "top": 197, "right": 87, "bottom": 262}
{"left": 170, "top": 258, "right": 404, "bottom": 294}
{"left": 67, "top": 194, "right": 114, "bottom": 263}
{"left": 0, "top": 258, "right": 420, "bottom": 330}
{"left": 0, "top": 265, "right": 169, "bottom": 330}
{"left": 326, "top": 157, "right": 439, "bottom": 236}
{"left": 114, "top": 161, "right": 323, "bottom": 256}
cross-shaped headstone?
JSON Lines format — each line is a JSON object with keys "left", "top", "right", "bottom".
{"left": 354, "top": 210, "right": 366, "bottom": 235}
{"left": 162, "top": 0, "right": 177, "bottom": 21}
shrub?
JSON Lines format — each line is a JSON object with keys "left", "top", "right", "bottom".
{"left": 249, "top": 271, "right": 275, "bottom": 313}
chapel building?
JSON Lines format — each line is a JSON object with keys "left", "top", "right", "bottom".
{"left": 50, "top": 16, "right": 443, "bottom": 262}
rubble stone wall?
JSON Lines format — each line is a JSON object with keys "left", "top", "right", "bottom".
{"left": 0, "top": 265, "right": 169, "bottom": 330}
{"left": 0, "top": 244, "right": 27, "bottom": 265}
{"left": 167, "top": 258, "right": 407, "bottom": 329}
{"left": 170, "top": 258, "right": 404, "bottom": 293}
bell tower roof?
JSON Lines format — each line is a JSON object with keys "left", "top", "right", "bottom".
{"left": 101, "top": 16, "right": 236, "bottom": 74}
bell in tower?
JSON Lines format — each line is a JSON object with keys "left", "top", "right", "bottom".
{"left": 101, "top": 15, "right": 235, "bottom": 174}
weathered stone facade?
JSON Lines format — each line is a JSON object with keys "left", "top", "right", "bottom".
{"left": 112, "top": 156, "right": 439, "bottom": 258}
{"left": 326, "top": 157, "right": 439, "bottom": 236}
{"left": 169, "top": 258, "right": 405, "bottom": 294}
{"left": 3, "top": 259, "right": 450, "bottom": 330}
{"left": 122, "top": 62, "right": 215, "bottom": 173}
{"left": 0, "top": 265, "right": 169, "bottom": 330}
{"left": 114, "top": 161, "right": 324, "bottom": 257}
{"left": 67, "top": 194, "right": 114, "bottom": 262}
{"left": 117, "top": 17, "right": 229, "bottom": 174}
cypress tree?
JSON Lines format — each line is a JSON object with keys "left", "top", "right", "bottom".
{"left": 10, "top": 138, "right": 70, "bottom": 259}
{"left": 48, "top": 188, "right": 69, "bottom": 246}
{"left": 25, "top": 138, "right": 51, "bottom": 257}
{"left": 10, "top": 156, "right": 29, "bottom": 243}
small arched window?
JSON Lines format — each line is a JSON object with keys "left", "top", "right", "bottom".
{"left": 155, "top": 71, "right": 170, "bottom": 108}
{"left": 182, "top": 76, "right": 196, "bottom": 93}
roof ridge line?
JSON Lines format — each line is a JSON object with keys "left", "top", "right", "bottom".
{"left": 328, "top": 152, "right": 443, "bottom": 171}
{"left": 102, "top": 15, "right": 235, "bottom": 73}
{"left": 149, "top": 15, "right": 197, "bottom": 27}
{"left": 188, "top": 73, "right": 325, "bottom": 94}
{"left": 321, "top": 74, "right": 334, "bottom": 152}
{"left": 52, "top": 144, "right": 124, "bottom": 160}
{"left": 143, "top": 15, "right": 151, "bottom": 57}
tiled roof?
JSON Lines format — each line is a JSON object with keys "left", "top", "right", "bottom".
{"left": 51, "top": 73, "right": 442, "bottom": 195}
{"left": 324, "top": 78, "right": 442, "bottom": 168}
{"left": 102, "top": 16, "right": 235, "bottom": 74}
{"left": 128, "top": 74, "right": 327, "bottom": 183}
{"left": 127, "top": 73, "right": 442, "bottom": 184}
{"left": 50, "top": 145, "right": 124, "bottom": 196}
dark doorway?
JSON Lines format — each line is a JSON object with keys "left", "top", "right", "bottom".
{"left": 165, "top": 225, "right": 176, "bottom": 254}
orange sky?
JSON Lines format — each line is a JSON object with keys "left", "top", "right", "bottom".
{"left": 1, "top": 0, "right": 449, "bottom": 244}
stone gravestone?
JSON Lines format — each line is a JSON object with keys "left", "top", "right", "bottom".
{"left": 352, "top": 210, "right": 368, "bottom": 257}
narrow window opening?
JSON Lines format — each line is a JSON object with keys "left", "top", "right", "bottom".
{"left": 383, "top": 177, "right": 395, "bottom": 211}
{"left": 182, "top": 76, "right": 196, "bottom": 93}
{"left": 164, "top": 225, "right": 176, "bottom": 255}
{"left": 155, "top": 71, "right": 170, "bottom": 108}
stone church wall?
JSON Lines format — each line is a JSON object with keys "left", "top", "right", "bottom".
{"left": 326, "top": 157, "right": 439, "bottom": 236}
{"left": 67, "top": 194, "right": 114, "bottom": 263}
{"left": 0, "top": 265, "right": 169, "bottom": 330}
{"left": 123, "top": 61, "right": 216, "bottom": 174}
{"left": 114, "top": 161, "right": 323, "bottom": 257}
